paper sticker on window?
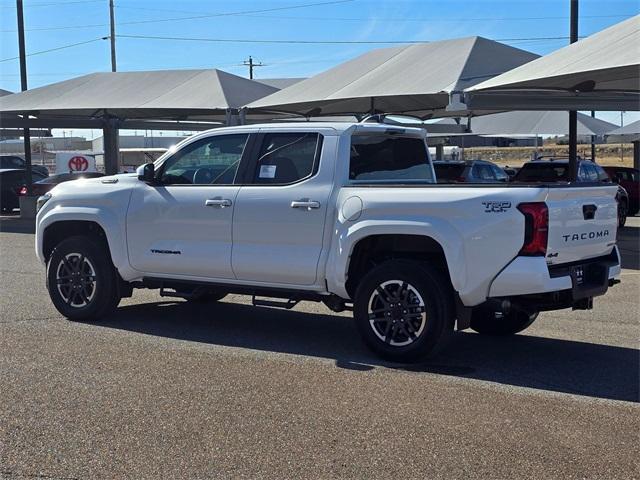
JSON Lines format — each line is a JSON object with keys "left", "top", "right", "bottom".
{"left": 259, "top": 164, "right": 277, "bottom": 179}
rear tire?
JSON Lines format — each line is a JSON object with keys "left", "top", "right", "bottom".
{"left": 46, "top": 235, "right": 121, "bottom": 321}
{"left": 353, "top": 260, "right": 454, "bottom": 362}
{"left": 618, "top": 200, "right": 628, "bottom": 228}
{"left": 470, "top": 307, "right": 538, "bottom": 335}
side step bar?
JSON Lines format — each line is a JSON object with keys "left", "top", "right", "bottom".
{"left": 252, "top": 296, "right": 299, "bottom": 310}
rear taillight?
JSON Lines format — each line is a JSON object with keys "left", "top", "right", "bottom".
{"left": 517, "top": 202, "right": 548, "bottom": 256}
{"left": 17, "top": 186, "right": 28, "bottom": 196}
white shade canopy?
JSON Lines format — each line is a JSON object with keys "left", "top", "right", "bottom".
{"left": 465, "top": 16, "right": 640, "bottom": 111}
{"left": 606, "top": 119, "right": 640, "bottom": 143}
{"left": 248, "top": 36, "right": 538, "bottom": 118}
{"left": 434, "top": 110, "right": 619, "bottom": 136}
{"left": 0, "top": 69, "right": 278, "bottom": 121}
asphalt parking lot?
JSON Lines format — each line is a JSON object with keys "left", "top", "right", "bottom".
{"left": 1, "top": 217, "right": 638, "bottom": 479}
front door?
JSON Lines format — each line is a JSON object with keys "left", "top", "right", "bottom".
{"left": 126, "top": 133, "right": 250, "bottom": 279}
{"left": 232, "top": 131, "right": 333, "bottom": 286}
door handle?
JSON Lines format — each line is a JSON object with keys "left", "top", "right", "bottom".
{"left": 205, "top": 197, "right": 232, "bottom": 208}
{"left": 291, "top": 199, "right": 321, "bottom": 210}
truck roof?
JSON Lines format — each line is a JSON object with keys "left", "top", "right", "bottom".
{"left": 196, "top": 122, "right": 426, "bottom": 137}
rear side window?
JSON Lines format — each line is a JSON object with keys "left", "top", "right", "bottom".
{"left": 582, "top": 163, "right": 599, "bottom": 182}
{"left": 433, "top": 163, "right": 465, "bottom": 182}
{"left": 472, "top": 163, "right": 495, "bottom": 181}
{"left": 593, "top": 164, "right": 611, "bottom": 182}
{"left": 515, "top": 163, "right": 569, "bottom": 182}
{"left": 0, "top": 156, "right": 24, "bottom": 168}
{"left": 350, "top": 135, "right": 433, "bottom": 183}
{"left": 491, "top": 165, "right": 509, "bottom": 181}
{"left": 252, "top": 132, "right": 322, "bottom": 184}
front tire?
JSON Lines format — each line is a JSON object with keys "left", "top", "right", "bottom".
{"left": 47, "top": 235, "right": 121, "bottom": 321}
{"left": 353, "top": 260, "right": 454, "bottom": 362}
{"left": 470, "top": 307, "right": 538, "bottom": 335}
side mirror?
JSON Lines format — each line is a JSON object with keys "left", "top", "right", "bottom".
{"left": 137, "top": 163, "right": 156, "bottom": 183}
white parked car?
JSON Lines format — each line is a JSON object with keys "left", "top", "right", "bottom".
{"left": 35, "top": 123, "right": 621, "bottom": 361}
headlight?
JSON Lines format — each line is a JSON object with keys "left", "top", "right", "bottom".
{"left": 36, "top": 192, "right": 52, "bottom": 213}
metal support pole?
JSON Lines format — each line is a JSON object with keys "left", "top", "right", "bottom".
{"left": 102, "top": 116, "right": 120, "bottom": 175}
{"left": 568, "top": 0, "right": 579, "bottom": 181}
{"left": 633, "top": 141, "right": 639, "bottom": 170}
{"left": 435, "top": 144, "right": 444, "bottom": 161}
{"left": 16, "top": 0, "right": 32, "bottom": 195}
{"left": 590, "top": 111, "right": 596, "bottom": 162}
{"left": 109, "top": 0, "right": 116, "bottom": 72}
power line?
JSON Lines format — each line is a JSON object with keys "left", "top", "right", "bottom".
{"left": 0, "top": 37, "right": 107, "bottom": 63}
{"left": 112, "top": 0, "right": 356, "bottom": 27}
{"left": 117, "top": 33, "right": 581, "bottom": 46}
{"left": 2, "top": 13, "right": 634, "bottom": 33}
{"left": 0, "top": 0, "right": 355, "bottom": 32}
{"left": 0, "top": 0, "right": 102, "bottom": 9}
{"left": 114, "top": 0, "right": 355, "bottom": 16}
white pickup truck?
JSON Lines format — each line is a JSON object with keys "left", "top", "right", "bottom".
{"left": 35, "top": 122, "right": 622, "bottom": 361}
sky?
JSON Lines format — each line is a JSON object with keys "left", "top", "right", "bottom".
{"left": 0, "top": 0, "right": 638, "bottom": 138}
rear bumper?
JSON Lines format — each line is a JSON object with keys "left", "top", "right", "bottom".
{"left": 488, "top": 247, "right": 621, "bottom": 309}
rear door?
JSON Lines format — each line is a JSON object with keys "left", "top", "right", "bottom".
{"left": 545, "top": 185, "right": 619, "bottom": 265}
{"left": 231, "top": 131, "right": 333, "bottom": 286}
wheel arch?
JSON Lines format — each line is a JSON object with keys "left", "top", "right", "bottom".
{"left": 42, "top": 220, "right": 109, "bottom": 262}
{"left": 38, "top": 209, "right": 130, "bottom": 278}
{"left": 345, "top": 233, "right": 454, "bottom": 299}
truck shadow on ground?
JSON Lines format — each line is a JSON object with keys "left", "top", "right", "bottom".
{"left": 96, "top": 299, "right": 639, "bottom": 403}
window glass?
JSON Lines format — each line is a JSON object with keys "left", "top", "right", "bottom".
{"left": 433, "top": 163, "right": 465, "bottom": 182}
{"left": 492, "top": 165, "right": 509, "bottom": 181}
{"left": 577, "top": 164, "right": 589, "bottom": 181}
{"left": 472, "top": 164, "right": 495, "bottom": 181}
{"left": 160, "top": 134, "right": 248, "bottom": 185}
{"left": 0, "top": 156, "right": 24, "bottom": 168}
{"left": 350, "top": 135, "right": 434, "bottom": 183}
{"left": 582, "top": 163, "right": 598, "bottom": 182}
{"left": 593, "top": 164, "right": 610, "bottom": 182}
{"left": 515, "top": 163, "right": 569, "bottom": 182}
{"left": 252, "top": 133, "right": 321, "bottom": 184}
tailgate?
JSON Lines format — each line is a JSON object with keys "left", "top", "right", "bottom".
{"left": 545, "top": 185, "right": 618, "bottom": 265}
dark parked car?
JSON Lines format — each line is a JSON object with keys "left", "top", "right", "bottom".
{"left": 602, "top": 166, "right": 639, "bottom": 215}
{"left": 17, "top": 171, "right": 104, "bottom": 197}
{"left": 502, "top": 165, "right": 520, "bottom": 180}
{"left": 0, "top": 155, "right": 49, "bottom": 177}
{"left": 514, "top": 158, "right": 630, "bottom": 227}
{"left": 433, "top": 160, "right": 509, "bottom": 183}
{"left": 0, "top": 169, "right": 48, "bottom": 213}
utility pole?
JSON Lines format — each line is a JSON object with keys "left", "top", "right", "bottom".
{"left": 16, "top": 0, "right": 32, "bottom": 196}
{"left": 242, "top": 56, "right": 264, "bottom": 79}
{"left": 109, "top": 0, "right": 116, "bottom": 71}
{"left": 568, "top": 0, "right": 579, "bottom": 181}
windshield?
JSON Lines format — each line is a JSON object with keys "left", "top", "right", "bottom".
{"left": 349, "top": 135, "right": 434, "bottom": 184}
